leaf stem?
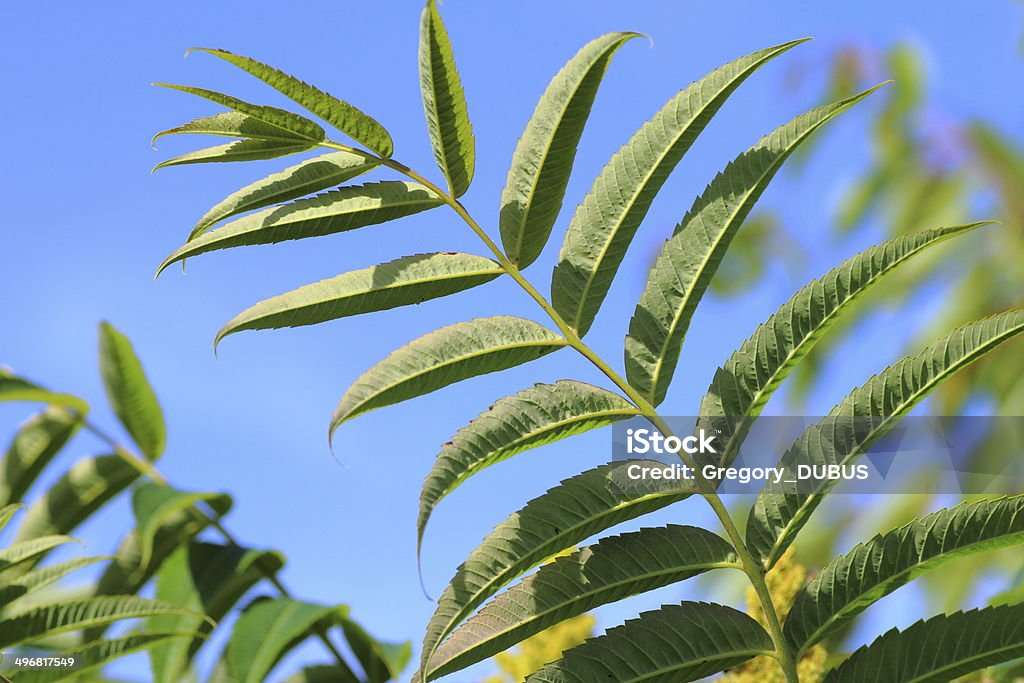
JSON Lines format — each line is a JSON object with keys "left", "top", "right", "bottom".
{"left": 323, "top": 140, "right": 799, "bottom": 682}
{"left": 82, "top": 421, "right": 359, "bottom": 680}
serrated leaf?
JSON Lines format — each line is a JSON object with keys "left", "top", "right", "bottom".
{"left": 526, "top": 602, "right": 773, "bottom": 682}
{"left": 153, "top": 110, "right": 313, "bottom": 145}
{"left": 153, "top": 138, "right": 314, "bottom": 171}
{"left": 0, "top": 596, "right": 199, "bottom": 648}
{"left": 217, "top": 253, "right": 503, "bottom": 347}
{"left": 190, "top": 48, "right": 393, "bottom": 157}
{"left": 824, "top": 605, "right": 1024, "bottom": 682}
{"left": 500, "top": 32, "right": 639, "bottom": 268}
{"left": 156, "top": 181, "right": 443, "bottom": 275}
{"left": 0, "top": 504, "right": 19, "bottom": 531}
{"left": 331, "top": 316, "right": 567, "bottom": 435}
{"left": 155, "top": 83, "right": 325, "bottom": 142}
{"left": 98, "top": 323, "right": 166, "bottom": 461}
{"left": 418, "top": 380, "right": 637, "bottom": 555}
{"left": 187, "top": 150, "right": 380, "bottom": 241}
{"left": 0, "top": 556, "right": 107, "bottom": 612}
{"left": 227, "top": 598, "right": 346, "bottom": 683}
{"left": 696, "top": 223, "right": 989, "bottom": 471}
{"left": 419, "top": 0, "right": 474, "bottom": 197}
{"left": 13, "top": 633, "right": 192, "bottom": 683}
{"left": 150, "top": 541, "right": 284, "bottom": 683}
{"left": 551, "top": 39, "right": 807, "bottom": 336}
{"left": 0, "top": 408, "right": 81, "bottom": 507}
{"left": 0, "top": 370, "right": 89, "bottom": 416}
{"left": 425, "top": 525, "right": 739, "bottom": 680}
{"left": 0, "top": 536, "right": 76, "bottom": 577}
{"left": 420, "top": 463, "right": 697, "bottom": 676}
{"left": 625, "top": 86, "right": 883, "bottom": 405}
{"left": 132, "top": 483, "right": 231, "bottom": 570}
{"left": 747, "top": 310, "right": 1024, "bottom": 569}
{"left": 787, "top": 496, "right": 1024, "bottom": 653}
{"left": 14, "top": 454, "right": 140, "bottom": 548}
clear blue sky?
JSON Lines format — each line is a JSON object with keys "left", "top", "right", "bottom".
{"left": 2, "top": 1, "right": 1022, "bottom": 679}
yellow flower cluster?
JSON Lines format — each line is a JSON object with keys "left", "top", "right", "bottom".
{"left": 721, "top": 548, "right": 827, "bottom": 683}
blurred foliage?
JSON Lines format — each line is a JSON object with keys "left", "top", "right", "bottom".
{"left": 779, "top": 41, "right": 1024, "bottom": 414}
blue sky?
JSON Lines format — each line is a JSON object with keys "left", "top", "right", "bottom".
{"left": 2, "top": 1, "right": 1022, "bottom": 680}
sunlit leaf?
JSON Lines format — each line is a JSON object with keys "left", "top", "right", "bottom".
{"left": 98, "top": 322, "right": 166, "bottom": 461}
{"left": 0, "top": 408, "right": 81, "bottom": 507}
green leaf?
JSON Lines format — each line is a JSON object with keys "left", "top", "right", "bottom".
{"left": 0, "top": 556, "right": 108, "bottom": 612}
{"left": 338, "top": 613, "right": 412, "bottom": 683}
{"left": 526, "top": 602, "right": 773, "bottom": 682}
{"left": 92, "top": 492, "right": 233, "bottom": 601}
{"left": 0, "top": 504, "right": 19, "bottom": 531}
{"left": 132, "top": 483, "right": 231, "bottom": 570}
{"left": 424, "top": 525, "right": 739, "bottom": 680}
{"left": 0, "top": 596, "right": 199, "bottom": 648}
{"left": 156, "top": 181, "right": 443, "bottom": 276}
{"left": 98, "top": 323, "right": 166, "bottom": 461}
{"left": 786, "top": 496, "right": 1024, "bottom": 653}
{"left": 12, "top": 634, "right": 192, "bottom": 683}
{"left": 150, "top": 542, "right": 284, "bottom": 683}
{"left": 153, "top": 110, "right": 316, "bottom": 144}
{"left": 155, "top": 83, "right": 325, "bottom": 142}
{"left": 0, "top": 408, "right": 81, "bottom": 507}
{"left": 0, "top": 536, "right": 76, "bottom": 576}
{"left": 216, "top": 253, "right": 503, "bottom": 347}
{"left": 624, "top": 85, "right": 884, "bottom": 405}
{"left": 281, "top": 665, "right": 360, "bottom": 683}
{"left": 0, "top": 370, "right": 89, "bottom": 416}
{"left": 696, "top": 223, "right": 990, "bottom": 470}
{"left": 550, "top": 39, "right": 807, "bottom": 336}
{"left": 226, "top": 598, "right": 344, "bottom": 683}
{"left": 747, "top": 309, "right": 1024, "bottom": 569}
{"left": 187, "top": 150, "right": 380, "bottom": 241}
{"left": 419, "top": 0, "right": 474, "bottom": 197}
{"left": 14, "top": 455, "right": 140, "bottom": 546}
{"left": 418, "top": 380, "right": 638, "bottom": 555}
{"left": 153, "top": 139, "right": 314, "bottom": 171}
{"left": 499, "top": 32, "right": 639, "bottom": 268}
{"left": 420, "top": 463, "right": 697, "bottom": 676}
{"left": 824, "top": 605, "right": 1024, "bottom": 682}
{"left": 189, "top": 48, "right": 393, "bottom": 157}
{"left": 331, "top": 316, "right": 567, "bottom": 435}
